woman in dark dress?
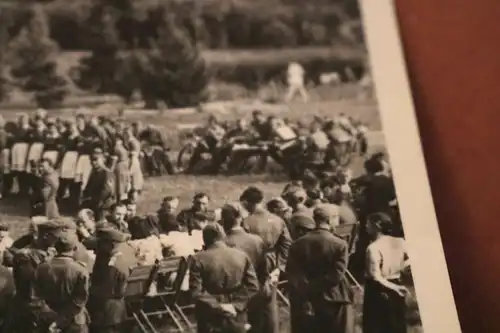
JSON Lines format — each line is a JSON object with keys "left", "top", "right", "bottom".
{"left": 362, "top": 212, "right": 410, "bottom": 333}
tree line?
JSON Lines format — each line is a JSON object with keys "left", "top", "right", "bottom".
{"left": 0, "top": 0, "right": 364, "bottom": 109}
{"left": 1, "top": 0, "right": 361, "bottom": 50}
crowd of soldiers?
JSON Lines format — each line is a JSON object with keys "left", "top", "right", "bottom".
{"left": 0, "top": 107, "right": 368, "bottom": 218}
{"left": 0, "top": 108, "right": 174, "bottom": 215}
{"left": 0, "top": 145, "right": 410, "bottom": 333}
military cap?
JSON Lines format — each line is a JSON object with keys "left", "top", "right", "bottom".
{"left": 267, "top": 197, "right": 290, "bottom": 213}
{"left": 293, "top": 214, "right": 316, "bottom": 231}
{"left": 55, "top": 233, "right": 79, "bottom": 253}
{"left": 313, "top": 204, "right": 338, "bottom": 223}
{"left": 92, "top": 147, "right": 104, "bottom": 157}
{"left": 96, "top": 227, "right": 131, "bottom": 242}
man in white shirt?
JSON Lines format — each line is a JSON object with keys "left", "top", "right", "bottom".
{"left": 285, "top": 62, "right": 309, "bottom": 103}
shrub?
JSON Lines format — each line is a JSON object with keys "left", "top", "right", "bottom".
{"left": 143, "top": 11, "right": 210, "bottom": 108}
{"left": 7, "top": 5, "right": 68, "bottom": 108}
{"left": 72, "top": 5, "right": 121, "bottom": 93}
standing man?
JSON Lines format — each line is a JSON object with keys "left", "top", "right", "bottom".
{"left": 285, "top": 62, "right": 309, "bottom": 103}
{"left": 240, "top": 186, "right": 291, "bottom": 333}
{"left": 89, "top": 227, "right": 137, "bottom": 333}
{"left": 38, "top": 157, "right": 60, "bottom": 219}
{"left": 222, "top": 203, "right": 265, "bottom": 282}
{"left": 32, "top": 233, "right": 90, "bottom": 333}
{"left": 286, "top": 206, "right": 354, "bottom": 333}
{"left": 83, "top": 149, "right": 115, "bottom": 221}
{"left": 189, "top": 223, "right": 260, "bottom": 333}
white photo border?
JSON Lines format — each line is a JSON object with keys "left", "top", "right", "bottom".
{"left": 361, "top": 1, "right": 462, "bottom": 332}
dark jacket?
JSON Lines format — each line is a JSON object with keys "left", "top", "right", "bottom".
{"left": 243, "top": 209, "right": 291, "bottom": 273}
{"left": 89, "top": 242, "right": 138, "bottom": 327}
{"left": 225, "top": 228, "right": 266, "bottom": 284}
{"left": 83, "top": 166, "right": 115, "bottom": 213}
{"left": 33, "top": 255, "right": 90, "bottom": 330}
{"left": 286, "top": 228, "right": 352, "bottom": 305}
{"left": 189, "top": 242, "right": 260, "bottom": 333}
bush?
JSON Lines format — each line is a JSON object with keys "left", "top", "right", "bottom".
{"left": 7, "top": 5, "right": 68, "bottom": 108}
{"left": 73, "top": 5, "right": 121, "bottom": 93}
{"left": 142, "top": 11, "right": 210, "bottom": 108}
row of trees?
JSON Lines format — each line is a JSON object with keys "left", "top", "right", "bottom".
{"left": 2, "top": 0, "right": 362, "bottom": 50}
{"left": 0, "top": 4, "right": 209, "bottom": 109}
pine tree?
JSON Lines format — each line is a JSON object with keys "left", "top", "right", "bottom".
{"left": 144, "top": 11, "right": 209, "bottom": 108}
{"left": 8, "top": 5, "right": 68, "bottom": 108}
{"left": 73, "top": 5, "right": 121, "bottom": 93}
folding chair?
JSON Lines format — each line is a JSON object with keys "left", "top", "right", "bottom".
{"left": 124, "top": 263, "right": 160, "bottom": 333}
{"left": 142, "top": 256, "right": 193, "bottom": 333}
{"left": 334, "top": 222, "right": 362, "bottom": 290}
{"left": 277, "top": 279, "right": 290, "bottom": 310}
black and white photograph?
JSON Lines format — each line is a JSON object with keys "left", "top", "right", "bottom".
{"left": 0, "top": 0, "right": 460, "bottom": 333}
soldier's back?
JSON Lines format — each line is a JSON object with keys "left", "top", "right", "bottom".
{"left": 193, "top": 244, "right": 249, "bottom": 294}
{"left": 243, "top": 210, "right": 284, "bottom": 250}
{"left": 225, "top": 229, "right": 264, "bottom": 274}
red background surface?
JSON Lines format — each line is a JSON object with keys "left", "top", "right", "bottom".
{"left": 395, "top": 1, "right": 500, "bottom": 332}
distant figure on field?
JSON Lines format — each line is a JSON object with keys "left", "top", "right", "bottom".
{"left": 285, "top": 62, "right": 309, "bottom": 103}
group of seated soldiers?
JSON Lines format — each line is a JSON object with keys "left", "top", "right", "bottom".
{"left": 0, "top": 152, "right": 398, "bottom": 333}
{"left": 186, "top": 110, "right": 369, "bottom": 177}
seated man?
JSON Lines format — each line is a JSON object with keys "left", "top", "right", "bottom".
{"left": 187, "top": 116, "right": 226, "bottom": 174}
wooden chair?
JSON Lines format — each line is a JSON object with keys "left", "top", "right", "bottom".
{"left": 142, "top": 256, "right": 193, "bottom": 332}
{"left": 334, "top": 222, "right": 362, "bottom": 289}
{"left": 125, "top": 263, "right": 160, "bottom": 333}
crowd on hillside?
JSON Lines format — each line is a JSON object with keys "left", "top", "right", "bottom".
{"left": 0, "top": 143, "right": 411, "bottom": 333}
{"left": 0, "top": 107, "right": 370, "bottom": 217}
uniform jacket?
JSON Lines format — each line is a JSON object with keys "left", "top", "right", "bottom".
{"left": 224, "top": 228, "right": 266, "bottom": 284}
{"left": 286, "top": 228, "right": 352, "bottom": 306}
{"left": 83, "top": 166, "right": 115, "bottom": 212}
{"left": 243, "top": 209, "right": 291, "bottom": 273}
{"left": 89, "top": 242, "right": 138, "bottom": 327}
{"left": 33, "top": 255, "right": 90, "bottom": 330}
{"left": 189, "top": 242, "right": 259, "bottom": 333}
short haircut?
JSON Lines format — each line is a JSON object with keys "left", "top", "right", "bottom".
{"left": 193, "top": 192, "right": 209, "bottom": 201}
{"left": 240, "top": 186, "right": 264, "bottom": 204}
{"left": 163, "top": 196, "right": 178, "bottom": 203}
{"left": 111, "top": 203, "right": 127, "bottom": 212}
{"left": 202, "top": 223, "right": 226, "bottom": 246}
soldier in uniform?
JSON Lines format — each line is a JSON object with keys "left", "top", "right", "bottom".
{"left": 285, "top": 187, "right": 314, "bottom": 240}
{"left": 3, "top": 220, "right": 54, "bottom": 333}
{"left": 177, "top": 193, "right": 216, "bottom": 234}
{"left": 286, "top": 206, "right": 354, "bottom": 333}
{"left": 222, "top": 203, "right": 265, "bottom": 281}
{"left": 89, "top": 227, "right": 138, "bottom": 333}
{"left": 189, "top": 223, "right": 260, "bottom": 333}
{"left": 239, "top": 186, "right": 291, "bottom": 333}
{"left": 32, "top": 157, "right": 60, "bottom": 219}
{"left": 82, "top": 149, "right": 115, "bottom": 221}
{"left": 137, "top": 123, "right": 174, "bottom": 176}
{"left": 157, "top": 196, "right": 181, "bottom": 234}
{"left": 32, "top": 233, "right": 90, "bottom": 333}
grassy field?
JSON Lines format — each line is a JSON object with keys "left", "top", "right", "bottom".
{"left": 0, "top": 96, "right": 422, "bottom": 333}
